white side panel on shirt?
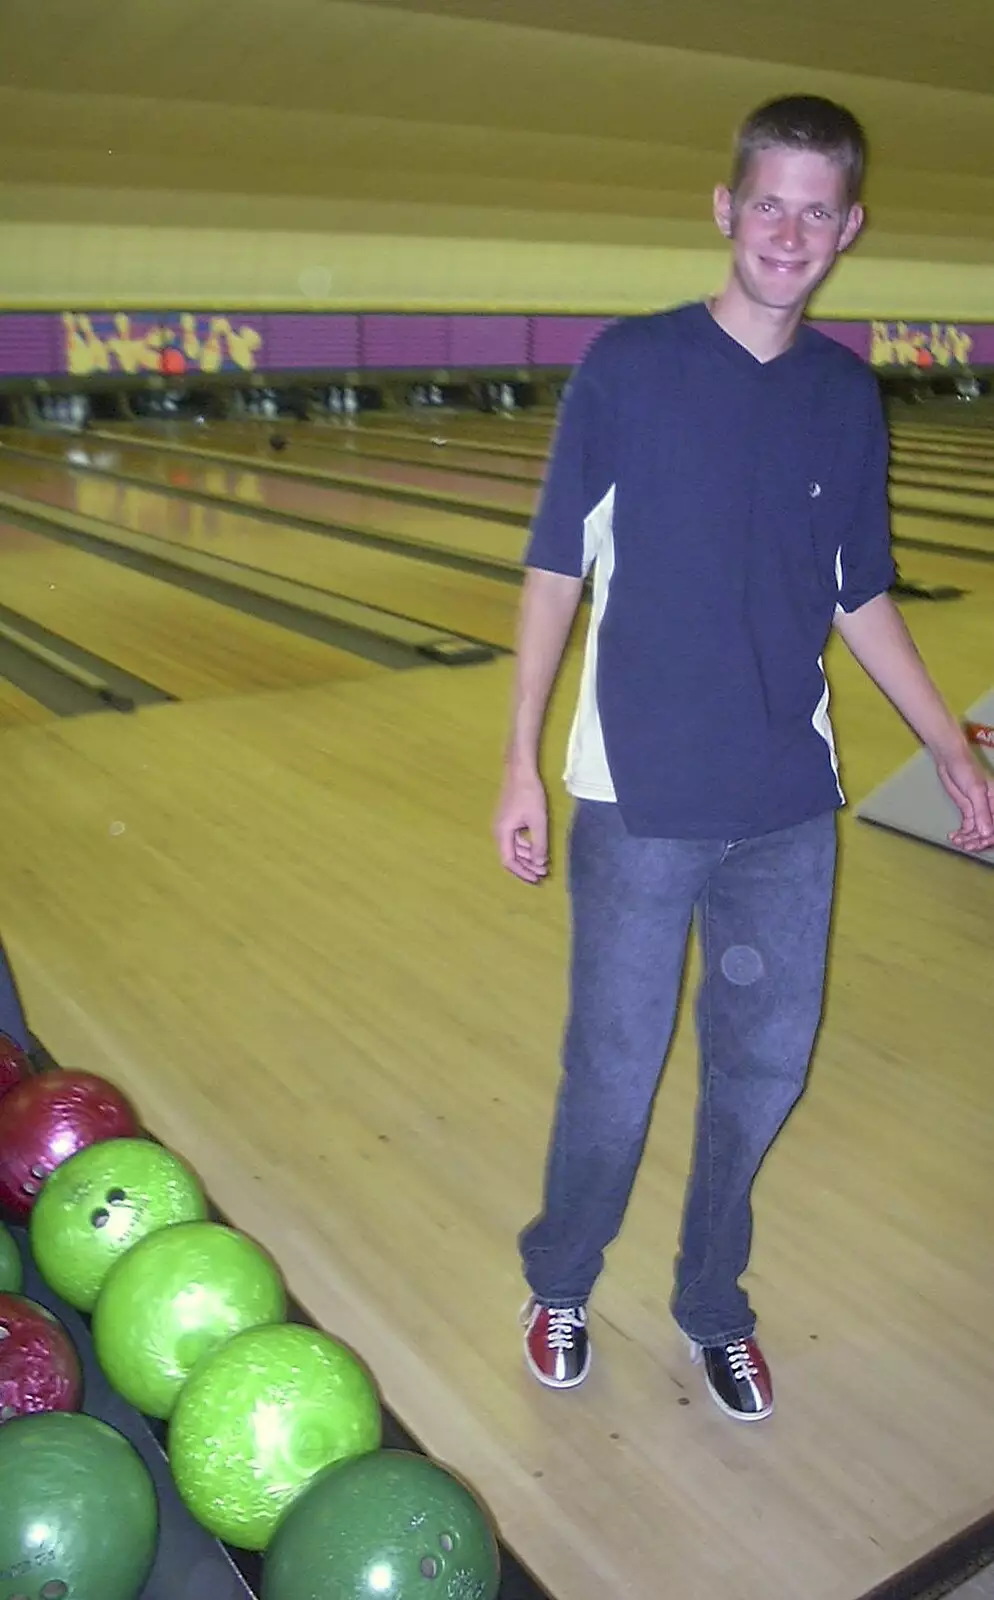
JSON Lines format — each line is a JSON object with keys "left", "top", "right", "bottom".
{"left": 564, "top": 484, "right": 617, "bottom": 802}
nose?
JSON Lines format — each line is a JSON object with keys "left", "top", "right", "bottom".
{"left": 772, "top": 212, "right": 804, "bottom": 251}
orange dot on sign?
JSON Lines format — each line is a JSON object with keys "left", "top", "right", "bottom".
{"left": 160, "top": 348, "right": 186, "bottom": 376}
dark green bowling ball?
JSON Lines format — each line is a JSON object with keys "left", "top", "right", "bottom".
{"left": 0, "top": 1224, "right": 21, "bottom": 1294}
{"left": 262, "top": 1450, "right": 500, "bottom": 1600}
{"left": 0, "top": 1411, "right": 158, "bottom": 1600}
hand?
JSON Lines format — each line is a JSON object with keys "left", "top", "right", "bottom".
{"left": 934, "top": 739, "right": 994, "bottom": 853}
{"left": 494, "top": 765, "right": 549, "bottom": 883}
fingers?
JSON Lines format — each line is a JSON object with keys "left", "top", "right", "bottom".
{"left": 937, "top": 759, "right": 994, "bottom": 851}
{"left": 977, "top": 778, "right": 994, "bottom": 842}
{"left": 507, "top": 824, "right": 549, "bottom": 883}
{"left": 495, "top": 815, "right": 549, "bottom": 883}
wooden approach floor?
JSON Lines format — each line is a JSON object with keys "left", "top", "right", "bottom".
{"left": 0, "top": 537, "right": 991, "bottom": 1600}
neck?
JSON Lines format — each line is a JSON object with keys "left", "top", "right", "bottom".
{"left": 708, "top": 275, "right": 806, "bottom": 363}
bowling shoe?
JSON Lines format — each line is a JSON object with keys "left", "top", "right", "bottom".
{"left": 688, "top": 1334, "right": 774, "bottom": 1421}
{"left": 521, "top": 1298, "right": 591, "bottom": 1389}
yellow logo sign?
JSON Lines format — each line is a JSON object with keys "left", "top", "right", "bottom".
{"left": 869, "top": 321, "right": 974, "bottom": 370}
{"left": 63, "top": 313, "right": 263, "bottom": 376}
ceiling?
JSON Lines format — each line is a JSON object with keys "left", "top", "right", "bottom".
{"left": 3, "top": 0, "right": 994, "bottom": 260}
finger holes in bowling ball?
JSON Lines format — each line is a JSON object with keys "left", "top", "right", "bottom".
{"left": 91, "top": 1208, "right": 110, "bottom": 1229}
{"left": 420, "top": 1557, "right": 439, "bottom": 1579}
{"left": 41, "top": 1584, "right": 69, "bottom": 1600}
{"left": 439, "top": 1534, "right": 455, "bottom": 1552}
{"left": 107, "top": 1188, "right": 127, "bottom": 1204}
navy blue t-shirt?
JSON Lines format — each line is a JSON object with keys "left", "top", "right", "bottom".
{"left": 525, "top": 301, "right": 896, "bottom": 839}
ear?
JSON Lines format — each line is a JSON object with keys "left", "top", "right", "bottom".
{"left": 713, "top": 184, "right": 735, "bottom": 239}
{"left": 837, "top": 203, "right": 865, "bottom": 254}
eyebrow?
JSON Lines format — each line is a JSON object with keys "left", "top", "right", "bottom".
{"left": 753, "top": 193, "right": 839, "bottom": 210}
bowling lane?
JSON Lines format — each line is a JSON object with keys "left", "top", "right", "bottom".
{"left": 92, "top": 423, "right": 994, "bottom": 534}
{"left": 891, "top": 428, "right": 994, "bottom": 463}
{"left": 1, "top": 443, "right": 525, "bottom": 571}
{"left": 358, "top": 408, "right": 552, "bottom": 444}
{"left": 890, "top": 456, "right": 994, "bottom": 491}
{"left": 0, "top": 521, "right": 385, "bottom": 702}
{"left": 89, "top": 423, "right": 994, "bottom": 557}
{"left": 891, "top": 481, "right": 994, "bottom": 525}
{"left": 100, "top": 421, "right": 545, "bottom": 502}
{"left": 0, "top": 462, "right": 524, "bottom": 652}
{"left": 0, "top": 677, "right": 50, "bottom": 730}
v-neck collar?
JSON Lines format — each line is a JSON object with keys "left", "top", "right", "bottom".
{"left": 687, "top": 299, "right": 815, "bottom": 378}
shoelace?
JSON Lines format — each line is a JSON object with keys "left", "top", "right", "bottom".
{"left": 545, "top": 1307, "right": 583, "bottom": 1352}
{"left": 725, "top": 1339, "right": 759, "bottom": 1381}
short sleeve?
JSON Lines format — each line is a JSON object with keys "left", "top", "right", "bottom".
{"left": 836, "top": 379, "right": 897, "bottom": 614}
{"left": 523, "top": 363, "right": 615, "bottom": 579}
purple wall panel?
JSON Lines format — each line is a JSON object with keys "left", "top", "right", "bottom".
{"left": 2, "top": 310, "right": 992, "bottom": 379}
{"left": 265, "top": 314, "right": 359, "bottom": 370}
{"left": 810, "top": 321, "right": 870, "bottom": 360}
{"left": 0, "top": 314, "right": 61, "bottom": 376}
{"left": 530, "top": 316, "right": 613, "bottom": 367}
{"left": 360, "top": 314, "right": 448, "bottom": 369}
{"left": 448, "top": 315, "right": 529, "bottom": 367}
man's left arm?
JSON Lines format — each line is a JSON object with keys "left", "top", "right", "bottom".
{"left": 833, "top": 592, "right": 994, "bottom": 853}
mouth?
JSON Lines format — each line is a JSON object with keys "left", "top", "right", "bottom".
{"left": 759, "top": 256, "right": 809, "bottom": 276}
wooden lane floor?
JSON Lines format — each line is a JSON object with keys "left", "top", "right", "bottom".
{"left": 19, "top": 425, "right": 539, "bottom": 521}
{"left": 0, "top": 675, "right": 51, "bottom": 731}
{"left": 0, "top": 453, "right": 526, "bottom": 654}
{"left": 0, "top": 440, "right": 526, "bottom": 572}
{"left": 0, "top": 542, "right": 992, "bottom": 1600}
{"left": 100, "top": 419, "right": 547, "bottom": 496}
{"left": 109, "top": 412, "right": 553, "bottom": 465}
{"left": 31, "top": 420, "right": 994, "bottom": 565}
{"left": 890, "top": 425, "right": 994, "bottom": 462}
{"left": 0, "top": 517, "right": 386, "bottom": 702}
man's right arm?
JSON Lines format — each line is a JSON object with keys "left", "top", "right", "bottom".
{"left": 492, "top": 353, "right": 615, "bottom": 882}
{"left": 494, "top": 568, "right": 584, "bottom": 883}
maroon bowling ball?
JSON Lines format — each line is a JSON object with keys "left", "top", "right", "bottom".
{"left": 0, "top": 1034, "right": 30, "bottom": 1106}
{"left": 0, "top": 1070, "right": 140, "bottom": 1220}
{"left": 0, "top": 1292, "right": 83, "bottom": 1419}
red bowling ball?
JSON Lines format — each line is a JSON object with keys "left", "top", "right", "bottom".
{"left": 0, "top": 1034, "right": 30, "bottom": 1105}
{"left": 0, "top": 1292, "right": 83, "bottom": 1419}
{"left": 0, "top": 1071, "right": 140, "bottom": 1220}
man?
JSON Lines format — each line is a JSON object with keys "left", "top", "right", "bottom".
{"left": 493, "top": 94, "right": 994, "bottom": 1423}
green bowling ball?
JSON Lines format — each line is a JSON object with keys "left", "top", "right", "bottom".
{"left": 169, "top": 1323, "right": 382, "bottom": 1551}
{"left": 0, "top": 1411, "right": 158, "bottom": 1600}
{"left": 29, "top": 1137, "right": 207, "bottom": 1311}
{"left": 0, "top": 1223, "right": 21, "bottom": 1294}
{"left": 93, "top": 1220, "right": 286, "bottom": 1419}
{"left": 262, "top": 1449, "right": 501, "bottom": 1600}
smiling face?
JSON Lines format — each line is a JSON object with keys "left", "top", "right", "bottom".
{"left": 714, "top": 144, "right": 864, "bottom": 316}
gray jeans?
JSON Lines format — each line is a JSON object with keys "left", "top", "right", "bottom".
{"left": 520, "top": 800, "right": 837, "bottom": 1346}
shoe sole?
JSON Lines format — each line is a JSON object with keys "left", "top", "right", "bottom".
{"left": 687, "top": 1338, "right": 774, "bottom": 1423}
